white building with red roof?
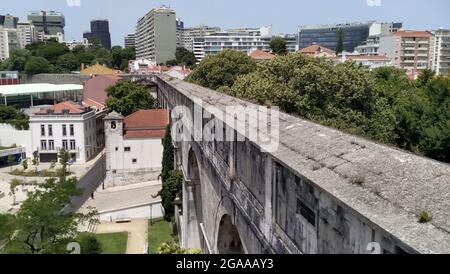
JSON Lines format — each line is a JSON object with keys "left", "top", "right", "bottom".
{"left": 299, "top": 43, "right": 336, "bottom": 58}
{"left": 30, "top": 101, "right": 103, "bottom": 164}
{"left": 103, "top": 109, "right": 169, "bottom": 188}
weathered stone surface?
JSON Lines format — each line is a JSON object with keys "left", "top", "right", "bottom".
{"left": 154, "top": 74, "right": 450, "bottom": 254}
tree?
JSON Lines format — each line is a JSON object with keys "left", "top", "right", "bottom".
{"left": 157, "top": 170, "right": 183, "bottom": 221}
{"left": 269, "top": 37, "right": 288, "bottom": 55}
{"left": 161, "top": 125, "right": 174, "bottom": 184}
{"left": 336, "top": 28, "right": 344, "bottom": 54}
{"left": 32, "top": 151, "right": 39, "bottom": 172}
{"left": 111, "top": 46, "right": 136, "bottom": 70}
{"left": 9, "top": 176, "right": 97, "bottom": 254}
{"left": 157, "top": 241, "right": 201, "bottom": 254}
{"left": 22, "top": 159, "right": 28, "bottom": 171}
{"left": 78, "top": 233, "right": 102, "bottom": 254}
{"left": 9, "top": 178, "right": 21, "bottom": 206}
{"left": 172, "top": 47, "right": 197, "bottom": 68}
{"left": 58, "top": 148, "right": 70, "bottom": 176}
{"left": 106, "top": 80, "right": 156, "bottom": 116}
{"left": 186, "top": 49, "right": 257, "bottom": 90}
{"left": 0, "top": 105, "right": 29, "bottom": 130}
{"left": 416, "top": 69, "right": 435, "bottom": 87}
{"left": 24, "top": 56, "right": 51, "bottom": 75}
{"left": 4, "top": 49, "right": 31, "bottom": 71}
{"left": 56, "top": 53, "right": 80, "bottom": 73}
{"left": 0, "top": 214, "right": 15, "bottom": 242}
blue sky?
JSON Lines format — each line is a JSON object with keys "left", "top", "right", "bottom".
{"left": 2, "top": 0, "right": 450, "bottom": 46}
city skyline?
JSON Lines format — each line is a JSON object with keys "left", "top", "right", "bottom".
{"left": 1, "top": 0, "right": 450, "bottom": 46}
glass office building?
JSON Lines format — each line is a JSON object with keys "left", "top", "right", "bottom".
{"left": 298, "top": 22, "right": 374, "bottom": 52}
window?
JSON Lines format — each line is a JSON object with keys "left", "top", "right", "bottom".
{"left": 62, "top": 140, "right": 68, "bottom": 150}
{"left": 40, "top": 140, "right": 47, "bottom": 151}
{"left": 70, "top": 125, "right": 74, "bottom": 136}
{"left": 70, "top": 140, "right": 76, "bottom": 150}
{"left": 132, "top": 159, "right": 137, "bottom": 164}
{"left": 48, "top": 140, "right": 55, "bottom": 151}
{"left": 115, "top": 147, "right": 119, "bottom": 151}
{"left": 297, "top": 200, "right": 316, "bottom": 226}
{"left": 62, "top": 125, "right": 67, "bottom": 136}
{"left": 124, "top": 147, "right": 131, "bottom": 152}
{"left": 48, "top": 125, "right": 53, "bottom": 137}
{"left": 41, "top": 125, "right": 45, "bottom": 136}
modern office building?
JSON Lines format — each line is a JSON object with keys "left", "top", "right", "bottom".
{"left": 379, "top": 30, "right": 432, "bottom": 79}
{"left": 124, "top": 32, "right": 136, "bottom": 49}
{"left": 298, "top": 21, "right": 381, "bottom": 52}
{"left": 0, "top": 15, "right": 20, "bottom": 61}
{"left": 431, "top": 29, "right": 450, "bottom": 76}
{"left": 83, "top": 19, "right": 112, "bottom": 50}
{"left": 135, "top": 6, "right": 177, "bottom": 64}
{"left": 178, "top": 25, "right": 221, "bottom": 52}
{"left": 193, "top": 26, "right": 272, "bottom": 62}
{"left": 27, "top": 11, "right": 65, "bottom": 41}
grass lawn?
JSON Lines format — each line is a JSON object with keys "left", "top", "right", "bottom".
{"left": 148, "top": 219, "right": 174, "bottom": 254}
{"left": 96, "top": 232, "right": 128, "bottom": 254}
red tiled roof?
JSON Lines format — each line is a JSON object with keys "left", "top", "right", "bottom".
{"left": 300, "top": 44, "right": 336, "bottom": 55}
{"left": 123, "top": 109, "right": 169, "bottom": 139}
{"left": 249, "top": 50, "right": 274, "bottom": 60}
{"left": 83, "top": 75, "right": 121, "bottom": 106}
{"left": 395, "top": 31, "right": 432, "bottom": 38}
{"left": 83, "top": 98, "right": 106, "bottom": 110}
{"left": 35, "top": 101, "right": 88, "bottom": 115}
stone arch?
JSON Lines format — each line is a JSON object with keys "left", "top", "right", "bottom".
{"left": 217, "top": 214, "right": 245, "bottom": 254}
{"left": 185, "top": 147, "right": 204, "bottom": 249}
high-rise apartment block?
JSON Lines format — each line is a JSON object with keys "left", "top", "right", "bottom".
{"left": 379, "top": 30, "right": 432, "bottom": 79}
{"left": 431, "top": 29, "right": 450, "bottom": 76}
{"left": 84, "top": 19, "right": 112, "bottom": 50}
{"left": 124, "top": 32, "right": 136, "bottom": 49}
{"left": 135, "top": 6, "right": 177, "bottom": 64}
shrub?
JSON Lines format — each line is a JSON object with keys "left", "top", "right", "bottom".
{"left": 418, "top": 211, "right": 432, "bottom": 223}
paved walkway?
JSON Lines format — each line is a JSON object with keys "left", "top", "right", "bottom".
{"left": 95, "top": 219, "right": 148, "bottom": 254}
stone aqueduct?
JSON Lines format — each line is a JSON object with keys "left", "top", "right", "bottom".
{"left": 136, "top": 74, "right": 450, "bottom": 254}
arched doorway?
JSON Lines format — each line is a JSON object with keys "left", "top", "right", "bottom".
{"left": 217, "top": 214, "right": 245, "bottom": 254}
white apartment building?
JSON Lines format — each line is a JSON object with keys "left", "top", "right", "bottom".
{"left": 135, "top": 6, "right": 177, "bottom": 64}
{"left": 65, "top": 38, "right": 90, "bottom": 51}
{"left": 104, "top": 109, "right": 168, "bottom": 188}
{"left": 178, "top": 25, "right": 221, "bottom": 52}
{"left": 431, "top": 29, "right": 450, "bottom": 76}
{"left": 124, "top": 32, "right": 136, "bottom": 49}
{"left": 0, "top": 26, "right": 9, "bottom": 61}
{"left": 193, "top": 26, "right": 273, "bottom": 62}
{"left": 30, "top": 101, "right": 101, "bottom": 164}
{"left": 17, "top": 22, "right": 36, "bottom": 48}
{"left": 355, "top": 22, "right": 403, "bottom": 55}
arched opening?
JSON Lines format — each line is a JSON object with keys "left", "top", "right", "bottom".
{"left": 186, "top": 148, "right": 204, "bottom": 249}
{"left": 217, "top": 214, "right": 245, "bottom": 254}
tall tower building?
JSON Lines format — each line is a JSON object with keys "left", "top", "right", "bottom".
{"left": 0, "top": 14, "right": 20, "bottom": 61}
{"left": 135, "top": 6, "right": 176, "bottom": 64}
{"left": 84, "top": 19, "right": 112, "bottom": 50}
